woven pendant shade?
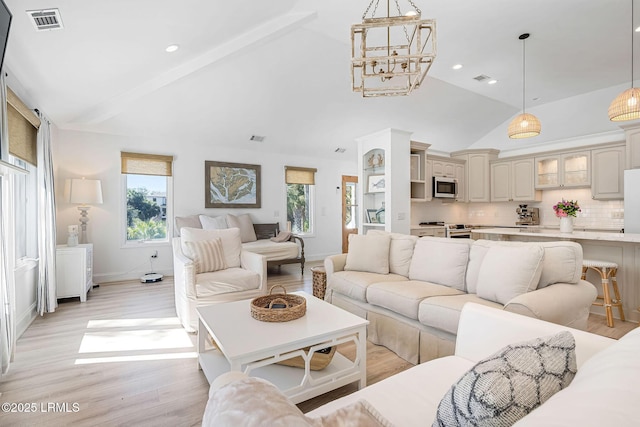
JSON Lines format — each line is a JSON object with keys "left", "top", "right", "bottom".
{"left": 507, "top": 113, "right": 541, "bottom": 139}
{"left": 608, "top": 87, "right": 640, "bottom": 121}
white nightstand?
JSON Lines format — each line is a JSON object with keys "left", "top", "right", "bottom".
{"left": 56, "top": 243, "right": 94, "bottom": 302}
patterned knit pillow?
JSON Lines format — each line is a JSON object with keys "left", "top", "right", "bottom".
{"left": 185, "top": 238, "right": 227, "bottom": 274}
{"left": 433, "top": 331, "right": 577, "bottom": 427}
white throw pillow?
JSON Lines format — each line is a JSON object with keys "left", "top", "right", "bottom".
{"left": 226, "top": 214, "right": 257, "bottom": 243}
{"left": 476, "top": 245, "right": 544, "bottom": 305}
{"left": 368, "top": 230, "right": 418, "bottom": 277}
{"left": 180, "top": 227, "right": 242, "bottom": 268}
{"left": 434, "top": 331, "right": 577, "bottom": 427}
{"left": 408, "top": 237, "right": 471, "bottom": 291}
{"left": 199, "top": 214, "right": 228, "bottom": 230}
{"left": 185, "top": 238, "right": 227, "bottom": 274}
{"left": 344, "top": 233, "right": 391, "bottom": 274}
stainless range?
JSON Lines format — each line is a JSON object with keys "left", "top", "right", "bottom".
{"left": 445, "top": 224, "right": 472, "bottom": 238}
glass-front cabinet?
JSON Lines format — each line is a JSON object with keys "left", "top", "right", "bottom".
{"left": 535, "top": 151, "right": 590, "bottom": 189}
{"left": 362, "top": 148, "right": 386, "bottom": 233}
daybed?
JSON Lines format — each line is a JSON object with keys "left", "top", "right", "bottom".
{"left": 175, "top": 213, "right": 305, "bottom": 273}
{"left": 203, "top": 303, "right": 639, "bottom": 426}
{"left": 172, "top": 227, "right": 267, "bottom": 332}
{"left": 324, "top": 232, "right": 597, "bottom": 363}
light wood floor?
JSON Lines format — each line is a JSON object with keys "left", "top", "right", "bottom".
{"left": 0, "top": 262, "right": 636, "bottom": 426}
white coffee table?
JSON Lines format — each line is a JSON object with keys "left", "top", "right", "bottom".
{"left": 196, "top": 291, "right": 369, "bottom": 404}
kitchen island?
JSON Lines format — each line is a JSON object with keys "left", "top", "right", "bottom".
{"left": 472, "top": 228, "right": 640, "bottom": 323}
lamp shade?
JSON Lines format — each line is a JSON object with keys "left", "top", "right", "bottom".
{"left": 608, "top": 87, "right": 640, "bottom": 121}
{"left": 507, "top": 113, "right": 541, "bottom": 139}
{"left": 69, "top": 178, "right": 103, "bottom": 204}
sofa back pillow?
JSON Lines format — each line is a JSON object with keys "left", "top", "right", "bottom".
{"left": 476, "top": 244, "right": 544, "bottom": 305}
{"left": 468, "top": 240, "right": 581, "bottom": 293}
{"left": 226, "top": 214, "right": 257, "bottom": 243}
{"left": 408, "top": 237, "right": 471, "bottom": 291}
{"left": 181, "top": 227, "right": 242, "bottom": 268}
{"left": 344, "top": 233, "right": 391, "bottom": 274}
{"left": 367, "top": 230, "right": 418, "bottom": 277}
{"left": 174, "top": 215, "right": 202, "bottom": 236}
{"left": 199, "top": 214, "right": 229, "bottom": 230}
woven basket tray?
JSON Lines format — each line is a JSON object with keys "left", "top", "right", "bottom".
{"left": 250, "top": 285, "right": 306, "bottom": 322}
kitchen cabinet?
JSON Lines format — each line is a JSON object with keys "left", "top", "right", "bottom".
{"left": 56, "top": 243, "right": 93, "bottom": 302}
{"left": 428, "top": 155, "right": 465, "bottom": 201}
{"left": 535, "top": 151, "right": 590, "bottom": 189}
{"left": 451, "top": 149, "right": 499, "bottom": 203}
{"left": 624, "top": 124, "right": 640, "bottom": 169}
{"left": 410, "top": 227, "right": 446, "bottom": 237}
{"left": 490, "top": 158, "right": 541, "bottom": 202}
{"left": 591, "top": 145, "right": 625, "bottom": 200}
{"left": 454, "top": 163, "right": 465, "bottom": 202}
{"left": 357, "top": 128, "right": 411, "bottom": 234}
{"left": 431, "top": 159, "right": 456, "bottom": 178}
{"left": 410, "top": 141, "right": 430, "bottom": 202}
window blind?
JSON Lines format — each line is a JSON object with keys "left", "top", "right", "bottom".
{"left": 121, "top": 152, "right": 173, "bottom": 176}
{"left": 7, "top": 88, "right": 40, "bottom": 166}
{"left": 285, "top": 166, "right": 317, "bottom": 185}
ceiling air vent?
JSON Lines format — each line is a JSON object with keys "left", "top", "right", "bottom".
{"left": 249, "top": 135, "right": 265, "bottom": 142}
{"left": 26, "top": 9, "right": 64, "bottom": 31}
{"left": 473, "top": 74, "right": 491, "bottom": 82}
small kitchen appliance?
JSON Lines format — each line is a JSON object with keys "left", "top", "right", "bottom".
{"left": 516, "top": 205, "right": 540, "bottom": 226}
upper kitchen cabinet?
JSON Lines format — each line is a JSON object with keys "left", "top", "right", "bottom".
{"left": 428, "top": 154, "right": 465, "bottom": 201}
{"left": 410, "top": 141, "right": 431, "bottom": 202}
{"left": 591, "top": 144, "right": 625, "bottom": 200}
{"left": 452, "top": 149, "right": 499, "bottom": 202}
{"left": 623, "top": 123, "right": 640, "bottom": 169}
{"left": 357, "top": 128, "right": 411, "bottom": 235}
{"left": 491, "top": 158, "right": 541, "bottom": 202}
{"left": 535, "top": 151, "right": 590, "bottom": 189}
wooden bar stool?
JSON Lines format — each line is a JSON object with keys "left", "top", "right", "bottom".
{"left": 582, "top": 260, "right": 625, "bottom": 328}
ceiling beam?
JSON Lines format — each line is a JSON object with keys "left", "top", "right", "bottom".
{"left": 69, "top": 11, "right": 317, "bottom": 126}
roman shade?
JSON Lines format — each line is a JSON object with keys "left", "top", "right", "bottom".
{"left": 7, "top": 88, "right": 40, "bottom": 166}
{"left": 285, "top": 166, "right": 317, "bottom": 185}
{"left": 121, "top": 151, "right": 173, "bottom": 176}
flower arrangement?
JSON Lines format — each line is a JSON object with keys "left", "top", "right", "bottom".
{"left": 553, "top": 199, "right": 581, "bottom": 217}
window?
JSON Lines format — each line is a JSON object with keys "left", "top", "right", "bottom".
{"left": 285, "top": 166, "right": 316, "bottom": 235}
{"left": 11, "top": 157, "right": 37, "bottom": 260}
{"left": 121, "top": 152, "right": 173, "bottom": 245}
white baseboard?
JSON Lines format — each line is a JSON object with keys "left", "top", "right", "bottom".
{"left": 16, "top": 302, "right": 37, "bottom": 339}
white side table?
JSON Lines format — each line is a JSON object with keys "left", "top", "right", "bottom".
{"left": 56, "top": 243, "right": 93, "bottom": 302}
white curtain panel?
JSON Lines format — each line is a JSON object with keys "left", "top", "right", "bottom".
{"left": 36, "top": 112, "right": 57, "bottom": 315}
{"left": 0, "top": 73, "right": 16, "bottom": 375}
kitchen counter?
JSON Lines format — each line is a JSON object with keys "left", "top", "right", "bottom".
{"left": 472, "top": 228, "right": 640, "bottom": 243}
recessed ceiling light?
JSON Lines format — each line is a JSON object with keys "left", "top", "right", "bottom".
{"left": 165, "top": 44, "right": 179, "bottom": 53}
{"left": 334, "top": 147, "right": 346, "bottom": 153}
{"left": 452, "top": 64, "right": 463, "bottom": 70}
{"left": 487, "top": 79, "right": 498, "bottom": 85}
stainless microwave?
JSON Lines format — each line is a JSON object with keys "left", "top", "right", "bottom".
{"left": 433, "top": 176, "right": 457, "bottom": 198}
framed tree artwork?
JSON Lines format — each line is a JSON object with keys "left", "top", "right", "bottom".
{"left": 205, "top": 161, "right": 261, "bottom": 208}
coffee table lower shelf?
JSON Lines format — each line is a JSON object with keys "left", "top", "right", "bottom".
{"left": 199, "top": 350, "right": 360, "bottom": 404}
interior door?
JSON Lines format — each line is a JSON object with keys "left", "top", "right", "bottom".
{"left": 342, "top": 175, "right": 358, "bottom": 253}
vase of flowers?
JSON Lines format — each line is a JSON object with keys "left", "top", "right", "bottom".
{"left": 553, "top": 199, "right": 581, "bottom": 233}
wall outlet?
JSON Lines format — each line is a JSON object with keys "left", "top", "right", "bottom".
{"left": 611, "top": 211, "right": 624, "bottom": 219}
{"left": 151, "top": 250, "right": 158, "bottom": 258}
{"left": 397, "top": 212, "right": 405, "bottom": 220}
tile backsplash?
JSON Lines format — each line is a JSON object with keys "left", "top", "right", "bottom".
{"left": 412, "top": 188, "right": 624, "bottom": 230}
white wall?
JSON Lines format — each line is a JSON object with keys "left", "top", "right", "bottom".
{"left": 53, "top": 130, "right": 357, "bottom": 283}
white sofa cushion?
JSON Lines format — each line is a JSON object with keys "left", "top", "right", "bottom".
{"left": 418, "top": 294, "right": 503, "bottom": 335}
{"left": 408, "top": 237, "right": 471, "bottom": 291}
{"left": 195, "top": 267, "right": 261, "bottom": 298}
{"left": 367, "top": 281, "right": 464, "bottom": 320}
{"left": 476, "top": 245, "right": 544, "bottom": 305}
{"left": 241, "top": 239, "right": 299, "bottom": 261}
{"left": 199, "top": 214, "right": 229, "bottom": 230}
{"left": 345, "top": 233, "right": 392, "bottom": 275}
{"left": 181, "top": 227, "right": 242, "bottom": 268}
{"left": 185, "top": 238, "right": 227, "bottom": 273}
{"left": 226, "top": 213, "right": 258, "bottom": 243}
{"left": 330, "top": 271, "right": 408, "bottom": 303}
{"left": 434, "top": 331, "right": 577, "bottom": 427}
{"left": 368, "top": 230, "right": 418, "bottom": 277}
{"left": 467, "top": 240, "right": 582, "bottom": 293}
{"left": 512, "top": 327, "right": 640, "bottom": 427}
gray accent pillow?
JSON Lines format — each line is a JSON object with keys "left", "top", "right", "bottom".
{"left": 433, "top": 331, "right": 577, "bottom": 427}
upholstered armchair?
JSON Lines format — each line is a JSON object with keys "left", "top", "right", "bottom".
{"left": 172, "top": 227, "right": 267, "bottom": 332}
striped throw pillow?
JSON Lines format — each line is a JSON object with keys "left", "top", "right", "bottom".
{"left": 185, "top": 238, "right": 227, "bottom": 273}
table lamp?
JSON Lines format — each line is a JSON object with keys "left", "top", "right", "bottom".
{"left": 69, "top": 178, "right": 103, "bottom": 244}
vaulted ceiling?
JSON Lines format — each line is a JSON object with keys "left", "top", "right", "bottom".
{"left": 3, "top": 0, "right": 635, "bottom": 158}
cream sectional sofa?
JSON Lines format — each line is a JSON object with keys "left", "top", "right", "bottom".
{"left": 324, "top": 232, "right": 597, "bottom": 363}
{"left": 203, "top": 304, "right": 639, "bottom": 426}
